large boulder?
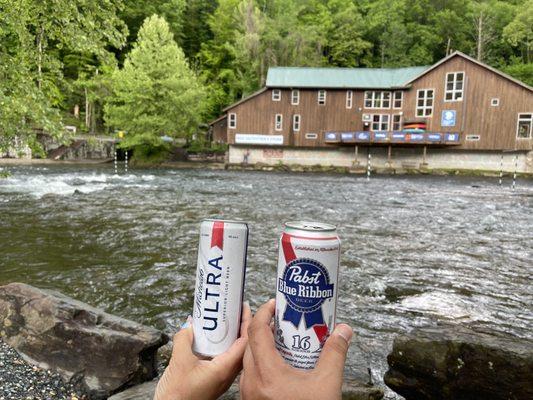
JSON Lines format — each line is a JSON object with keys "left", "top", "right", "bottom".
{"left": 384, "top": 325, "right": 533, "bottom": 400}
{"left": 109, "top": 377, "right": 383, "bottom": 399}
{"left": 0, "top": 283, "right": 168, "bottom": 399}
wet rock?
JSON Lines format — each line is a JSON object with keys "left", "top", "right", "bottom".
{"left": 109, "top": 377, "right": 383, "bottom": 399}
{"left": 384, "top": 325, "right": 533, "bottom": 400}
{"left": 0, "top": 283, "right": 168, "bottom": 399}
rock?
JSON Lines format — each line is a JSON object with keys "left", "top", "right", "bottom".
{"left": 0, "top": 283, "right": 168, "bottom": 399}
{"left": 384, "top": 325, "right": 533, "bottom": 400}
{"left": 342, "top": 379, "right": 384, "bottom": 400}
{"left": 109, "top": 377, "right": 383, "bottom": 400}
{"left": 108, "top": 380, "right": 157, "bottom": 400}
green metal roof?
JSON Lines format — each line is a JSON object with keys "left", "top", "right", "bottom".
{"left": 266, "top": 66, "right": 430, "bottom": 89}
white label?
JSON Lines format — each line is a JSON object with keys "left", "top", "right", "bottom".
{"left": 192, "top": 221, "right": 247, "bottom": 357}
{"left": 275, "top": 233, "right": 340, "bottom": 370}
{"left": 235, "top": 134, "right": 284, "bottom": 145}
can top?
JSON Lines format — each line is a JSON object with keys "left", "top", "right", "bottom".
{"left": 284, "top": 221, "right": 337, "bottom": 232}
{"left": 203, "top": 218, "right": 248, "bottom": 225}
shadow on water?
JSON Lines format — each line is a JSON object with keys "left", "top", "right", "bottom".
{"left": 1, "top": 164, "right": 532, "bottom": 398}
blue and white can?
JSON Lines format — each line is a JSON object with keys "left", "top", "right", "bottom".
{"left": 275, "top": 221, "right": 341, "bottom": 369}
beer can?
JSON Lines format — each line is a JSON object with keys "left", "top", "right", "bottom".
{"left": 274, "top": 221, "right": 341, "bottom": 369}
{"left": 192, "top": 219, "right": 249, "bottom": 358}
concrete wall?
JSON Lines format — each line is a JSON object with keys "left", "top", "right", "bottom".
{"left": 229, "top": 145, "right": 533, "bottom": 173}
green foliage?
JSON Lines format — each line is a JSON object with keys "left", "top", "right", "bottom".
{"left": 187, "top": 138, "right": 228, "bottom": 154}
{"left": 502, "top": 62, "right": 533, "bottom": 86}
{"left": 0, "top": 0, "right": 127, "bottom": 152}
{"left": 105, "top": 15, "right": 206, "bottom": 151}
{"left": 1, "top": 0, "right": 532, "bottom": 154}
{"left": 503, "top": 0, "right": 533, "bottom": 63}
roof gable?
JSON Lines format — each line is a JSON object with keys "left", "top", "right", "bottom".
{"left": 266, "top": 66, "right": 430, "bottom": 89}
{"left": 405, "top": 51, "right": 533, "bottom": 92}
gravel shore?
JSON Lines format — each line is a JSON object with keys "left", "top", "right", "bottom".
{"left": 0, "top": 340, "right": 84, "bottom": 400}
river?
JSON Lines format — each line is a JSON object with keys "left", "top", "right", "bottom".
{"left": 1, "top": 164, "right": 532, "bottom": 399}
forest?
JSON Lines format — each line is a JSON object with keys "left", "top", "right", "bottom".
{"left": 0, "top": 0, "right": 532, "bottom": 155}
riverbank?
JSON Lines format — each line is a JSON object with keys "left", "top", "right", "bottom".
{"left": 0, "top": 340, "right": 83, "bottom": 400}
{"left": 2, "top": 157, "right": 532, "bottom": 178}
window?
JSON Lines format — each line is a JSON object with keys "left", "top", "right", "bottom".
{"left": 293, "top": 114, "right": 301, "bottom": 131}
{"left": 466, "top": 135, "right": 480, "bottom": 141}
{"left": 517, "top": 113, "right": 532, "bottom": 139}
{"left": 346, "top": 90, "right": 353, "bottom": 109}
{"left": 228, "top": 113, "right": 236, "bottom": 129}
{"left": 275, "top": 114, "right": 283, "bottom": 131}
{"left": 491, "top": 98, "right": 500, "bottom": 107}
{"left": 371, "top": 114, "right": 390, "bottom": 131}
{"left": 364, "top": 91, "right": 391, "bottom": 109}
{"left": 392, "top": 114, "right": 402, "bottom": 131}
{"left": 318, "top": 90, "right": 326, "bottom": 105}
{"left": 416, "top": 89, "right": 434, "bottom": 117}
{"left": 291, "top": 89, "right": 299, "bottom": 105}
{"left": 272, "top": 89, "right": 281, "bottom": 101}
{"left": 445, "top": 72, "right": 464, "bottom": 101}
{"left": 305, "top": 133, "right": 317, "bottom": 140}
{"left": 393, "top": 91, "right": 403, "bottom": 109}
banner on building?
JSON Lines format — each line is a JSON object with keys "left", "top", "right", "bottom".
{"left": 235, "top": 134, "right": 284, "bottom": 145}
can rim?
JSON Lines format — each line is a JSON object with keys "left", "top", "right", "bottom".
{"left": 284, "top": 221, "right": 337, "bottom": 232}
{"left": 203, "top": 218, "right": 248, "bottom": 225}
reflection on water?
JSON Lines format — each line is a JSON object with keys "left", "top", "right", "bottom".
{"left": 1, "top": 165, "right": 532, "bottom": 398}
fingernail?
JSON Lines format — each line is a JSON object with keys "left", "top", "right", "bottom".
{"left": 335, "top": 324, "right": 353, "bottom": 344}
{"left": 180, "top": 315, "right": 192, "bottom": 330}
{"left": 243, "top": 301, "right": 250, "bottom": 308}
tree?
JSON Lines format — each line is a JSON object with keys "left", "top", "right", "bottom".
{"left": 105, "top": 15, "right": 205, "bottom": 154}
{"left": 117, "top": 0, "right": 186, "bottom": 63}
{"left": 0, "top": 0, "right": 126, "bottom": 152}
{"left": 503, "top": 0, "right": 533, "bottom": 63}
{"left": 322, "top": 0, "right": 372, "bottom": 67}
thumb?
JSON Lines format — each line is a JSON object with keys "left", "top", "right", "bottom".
{"left": 315, "top": 324, "right": 353, "bottom": 379}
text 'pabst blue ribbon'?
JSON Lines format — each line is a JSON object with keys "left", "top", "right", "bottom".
{"left": 280, "top": 234, "right": 334, "bottom": 330}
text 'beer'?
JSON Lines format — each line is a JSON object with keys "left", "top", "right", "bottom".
{"left": 275, "top": 221, "right": 341, "bottom": 369}
{"left": 192, "top": 219, "right": 248, "bottom": 358}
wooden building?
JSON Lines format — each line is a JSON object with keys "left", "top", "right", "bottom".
{"left": 210, "top": 52, "right": 533, "bottom": 172}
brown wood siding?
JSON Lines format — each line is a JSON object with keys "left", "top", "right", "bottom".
{"left": 226, "top": 54, "right": 533, "bottom": 151}
{"left": 212, "top": 118, "right": 227, "bottom": 143}
{"left": 407, "top": 55, "right": 533, "bottom": 150}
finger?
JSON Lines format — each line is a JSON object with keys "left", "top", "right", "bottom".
{"left": 170, "top": 318, "right": 197, "bottom": 365}
{"left": 240, "top": 302, "right": 252, "bottom": 338}
{"left": 210, "top": 336, "right": 248, "bottom": 382}
{"left": 241, "top": 343, "right": 257, "bottom": 393}
{"left": 315, "top": 324, "right": 353, "bottom": 381}
{"left": 247, "top": 299, "right": 285, "bottom": 373}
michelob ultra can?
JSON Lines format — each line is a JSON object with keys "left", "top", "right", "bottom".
{"left": 192, "top": 219, "right": 249, "bottom": 358}
{"left": 275, "top": 221, "right": 341, "bottom": 369}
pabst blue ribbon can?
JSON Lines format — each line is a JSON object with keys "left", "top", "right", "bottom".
{"left": 192, "top": 219, "right": 248, "bottom": 358}
{"left": 275, "top": 221, "right": 340, "bottom": 369}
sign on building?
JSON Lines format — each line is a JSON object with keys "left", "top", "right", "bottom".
{"left": 235, "top": 134, "right": 284, "bottom": 145}
{"left": 441, "top": 110, "right": 456, "bottom": 127}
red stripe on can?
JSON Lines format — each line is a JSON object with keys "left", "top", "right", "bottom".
{"left": 281, "top": 233, "right": 297, "bottom": 263}
{"left": 210, "top": 221, "right": 224, "bottom": 249}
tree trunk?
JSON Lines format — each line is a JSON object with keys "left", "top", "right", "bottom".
{"left": 36, "top": 26, "right": 44, "bottom": 89}
{"left": 476, "top": 12, "right": 483, "bottom": 61}
{"left": 85, "top": 87, "right": 90, "bottom": 129}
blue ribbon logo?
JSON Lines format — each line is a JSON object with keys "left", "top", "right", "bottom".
{"left": 278, "top": 258, "right": 334, "bottom": 328}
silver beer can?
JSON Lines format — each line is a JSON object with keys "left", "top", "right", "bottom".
{"left": 192, "top": 219, "right": 249, "bottom": 357}
{"left": 274, "top": 221, "right": 341, "bottom": 369}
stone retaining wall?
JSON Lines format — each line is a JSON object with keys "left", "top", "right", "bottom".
{"left": 229, "top": 145, "right": 533, "bottom": 173}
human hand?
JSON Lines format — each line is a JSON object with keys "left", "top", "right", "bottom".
{"left": 240, "top": 299, "right": 353, "bottom": 400}
{"left": 154, "top": 303, "right": 252, "bottom": 400}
